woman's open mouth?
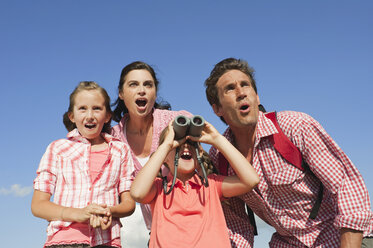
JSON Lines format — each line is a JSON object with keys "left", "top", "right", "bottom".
{"left": 136, "top": 99, "right": 147, "bottom": 108}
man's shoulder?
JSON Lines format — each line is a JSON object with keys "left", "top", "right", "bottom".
{"left": 273, "top": 111, "right": 316, "bottom": 130}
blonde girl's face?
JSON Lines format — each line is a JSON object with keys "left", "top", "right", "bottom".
{"left": 119, "top": 69, "right": 157, "bottom": 118}
{"left": 68, "top": 90, "right": 111, "bottom": 144}
{"left": 165, "top": 142, "right": 199, "bottom": 176}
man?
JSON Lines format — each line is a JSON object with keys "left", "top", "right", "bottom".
{"left": 205, "top": 58, "right": 372, "bottom": 247}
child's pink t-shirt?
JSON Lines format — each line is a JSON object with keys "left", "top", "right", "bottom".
{"left": 149, "top": 174, "right": 231, "bottom": 248}
{"left": 89, "top": 147, "right": 109, "bottom": 183}
{"left": 44, "top": 148, "right": 121, "bottom": 247}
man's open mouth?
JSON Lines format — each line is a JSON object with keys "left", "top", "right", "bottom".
{"left": 240, "top": 104, "right": 249, "bottom": 111}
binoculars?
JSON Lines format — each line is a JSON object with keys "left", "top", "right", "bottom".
{"left": 172, "top": 115, "right": 205, "bottom": 140}
{"left": 163, "top": 114, "right": 208, "bottom": 194}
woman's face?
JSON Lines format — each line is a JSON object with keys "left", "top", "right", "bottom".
{"left": 119, "top": 69, "right": 157, "bottom": 118}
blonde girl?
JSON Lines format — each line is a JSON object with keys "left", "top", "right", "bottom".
{"left": 31, "top": 81, "right": 135, "bottom": 248}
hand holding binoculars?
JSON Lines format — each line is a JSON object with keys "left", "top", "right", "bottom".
{"left": 172, "top": 115, "right": 205, "bottom": 140}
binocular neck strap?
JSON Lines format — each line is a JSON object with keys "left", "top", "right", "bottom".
{"left": 163, "top": 147, "right": 180, "bottom": 195}
{"left": 163, "top": 145, "right": 209, "bottom": 195}
{"left": 195, "top": 146, "right": 209, "bottom": 187}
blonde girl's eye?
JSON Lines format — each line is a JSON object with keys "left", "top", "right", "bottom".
{"left": 93, "top": 106, "right": 103, "bottom": 111}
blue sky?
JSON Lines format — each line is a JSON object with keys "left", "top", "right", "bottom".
{"left": 1, "top": 1, "right": 372, "bottom": 247}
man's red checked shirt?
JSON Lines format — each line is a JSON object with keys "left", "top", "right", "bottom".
{"left": 210, "top": 111, "right": 372, "bottom": 248}
{"left": 33, "top": 130, "right": 135, "bottom": 247}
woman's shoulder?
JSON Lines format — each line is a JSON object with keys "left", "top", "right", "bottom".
{"left": 153, "top": 108, "right": 192, "bottom": 120}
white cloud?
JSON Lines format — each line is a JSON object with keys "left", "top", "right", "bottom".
{"left": 0, "top": 184, "right": 33, "bottom": 197}
{"left": 120, "top": 204, "right": 149, "bottom": 248}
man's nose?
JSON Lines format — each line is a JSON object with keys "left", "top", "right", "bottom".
{"left": 236, "top": 86, "right": 246, "bottom": 99}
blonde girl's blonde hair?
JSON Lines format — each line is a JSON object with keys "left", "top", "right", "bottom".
{"left": 158, "top": 126, "right": 217, "bottom": 175}
{"left": 62, "top": 81, "right": 113, "bottom": 133}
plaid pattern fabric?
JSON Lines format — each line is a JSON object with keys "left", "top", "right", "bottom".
{"left": 111, "top": 108, "right": 192, "bottom": 174}
{"left": 210, "top": 111, "right": 372, "bottom": 247}
{"left": 34, "top": 129, "right": 134, "bottom": 247}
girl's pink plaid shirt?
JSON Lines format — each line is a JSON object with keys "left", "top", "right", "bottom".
{"left": 33, "top": 129, "right": 135, "bottom": 247}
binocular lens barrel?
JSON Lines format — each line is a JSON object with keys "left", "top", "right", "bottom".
{"left": 173, "top": 115, "right": 190, "bottom": 140}
{"left": 189, "top": 115, "right": 205, "bottom": 137}
{"left": 173, "top": 115, "right": 205, "bottom": 140}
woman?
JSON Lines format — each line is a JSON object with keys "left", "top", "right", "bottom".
{"left": 111, "top": 61, "right": 191, "bottom": 231}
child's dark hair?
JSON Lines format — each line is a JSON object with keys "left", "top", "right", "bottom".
{"left": 63, "top": 81, "right": 112, "bottom": 133}
{"left": 158, "top": 126, "right": 216, "bottom": 175}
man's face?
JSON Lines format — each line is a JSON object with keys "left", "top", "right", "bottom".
{"left": 213, "top": 70, "right": 260, "bottom": 129}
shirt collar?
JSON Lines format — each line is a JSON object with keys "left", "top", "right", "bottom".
{"left": 223, "top": 111, "right": 279, "bottom": 143}
{"left": 67, "top": 128, "right": 120, "bottom": 144}
{"left": 166, "top": 173, "right": 203, "bottom": 190}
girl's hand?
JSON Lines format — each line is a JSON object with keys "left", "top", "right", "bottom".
{"left": 89, "top": 205, "right": 112, "bottom": 229}
{"left": 100, "top": 214, "right": 112, "bottom": 230}
{"left": 187, "top": 121, "right": 221, "bottom": 145}
{"left": 162, "top": 121, "right": 186, "bottom": 151}
{"left": 90, "top": 214, "right": 101, "bottom": 228}
{"left": 76, "top": 203, "right": 108, "bottom": 223}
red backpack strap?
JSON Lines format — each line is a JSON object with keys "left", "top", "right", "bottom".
{"left": 265, "top": 112, "right": 304, "bottom": 171}
{"left": 265, "top": 111, "right": 323, "bottom": 219}
{"left": 217, "top": 152, "right": 229, "bottom": 176}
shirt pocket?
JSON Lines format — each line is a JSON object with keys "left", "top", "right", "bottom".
{"left": 60, "top": 157, "right": 88, "bottom": 190}
{"left": 266, "top": 165, "right": 307, "bottom": 210}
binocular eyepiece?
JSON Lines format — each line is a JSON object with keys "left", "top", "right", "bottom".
{"left": 172, "top": 115, "right": 205, "bottom": 140}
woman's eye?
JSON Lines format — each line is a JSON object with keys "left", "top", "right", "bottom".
{"left": 144, "top": 81, "right": 154, "bottom": 88}
{"left": 129, "top": 82, "right": 138, "bottom": 87}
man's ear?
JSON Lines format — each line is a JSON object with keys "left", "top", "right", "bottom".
{"left": 257, "top": 94, "right": 260, "bottom": 104}
{"left": 212, "top": 104, "right": 223, "bottom": 117}
{"left": 68, "top": 112, "right": 75, "bottom": 123}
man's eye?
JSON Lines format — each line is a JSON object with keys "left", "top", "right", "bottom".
{"left": 241, "top": 81, "right": 250, "bottom": 87}
{"left": 226, "top": 85, "right": 235, "bottom": 92}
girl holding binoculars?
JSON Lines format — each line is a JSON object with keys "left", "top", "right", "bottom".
{"left": 130, "top": 118, "right": 260, "bottom": 248}
{"left": 111, "top": 61, "right": 191, "bottom": 231}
